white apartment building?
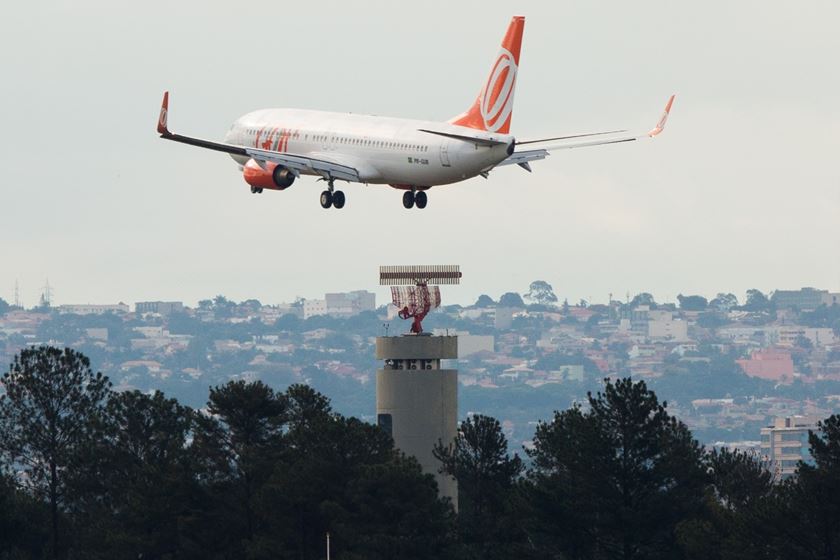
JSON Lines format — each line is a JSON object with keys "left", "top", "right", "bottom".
{"left": 760, "top": 415, "right": 818, "bottom": 479}
{"left": 303, "top": 299, "right": 327, "bottom": 319}
{"left": 58, "top": 303, "right": 129, "bottom": 315}
{"left": 325, "top": 290, "right": 376, "bottom": 315}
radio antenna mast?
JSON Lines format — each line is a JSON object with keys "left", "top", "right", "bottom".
{"left": 380, "top": 265, "right": 461, "bottom": 334}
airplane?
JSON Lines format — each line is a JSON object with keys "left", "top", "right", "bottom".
{"left": 156, "top": 15, "right": 674, "bottom": 210}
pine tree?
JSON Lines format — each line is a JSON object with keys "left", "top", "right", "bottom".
{"left": 528, "top": 378, "right": 706, "bottom": 560}
{"left": 434, "top": 414, "right": 525, "bottom": 557}
{"left": 0, "top": 346, "right": 111, "bottom": 559}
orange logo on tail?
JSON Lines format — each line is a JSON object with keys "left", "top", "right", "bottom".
{"left": 480, "top": 48, "right": 518, "bottom": 132}
{"left": 157, "top": 91, "right": 170, "bottom": 135}
{"left": 450, "top": 16, "right": 524, "bottom": 135}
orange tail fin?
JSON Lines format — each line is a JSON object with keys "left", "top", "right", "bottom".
{"left": 450, "top": 16, "right": 525, "bottom": 134}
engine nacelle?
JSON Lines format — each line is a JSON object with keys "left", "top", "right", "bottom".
{"left": 272, "top": 166, "right": 295, "bottom": 189}
{"left": 242, "top": 159, "right": 296, "bottom": 191}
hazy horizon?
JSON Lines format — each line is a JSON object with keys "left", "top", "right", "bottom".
{"left": 2, "top": 1, "right": 838, "bottom": 308}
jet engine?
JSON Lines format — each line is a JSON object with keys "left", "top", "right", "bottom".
{"left": 272, "top": 166, "right": 295, "bottom": 189}
{"left": 242, "top": 159, "right": 296, "bottom": 191}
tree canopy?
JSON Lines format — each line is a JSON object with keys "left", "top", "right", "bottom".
{"left": 3, "top": 347, "right": 840, "bottom": 560}
{"left": 525, "top": 281, "right": 558, "bottom": 306}
{"left": 527, "top": 378, "right": 706, "bottom": 559}
{"left": 678, "top": 294, "right": 709, "bottom": 311}
{"left": 0, "top": 346, "right": 111, "bottom": 558}
{"left": 744, "top": 289, "right": 773, "bottom": 312}
{"left": 474, "top": 294, "right": 496, "bottom": 307}
{"left": 630, "top": 292, "right": 657, "bottom": 308}
{"left": 499, "top": 292, "right": 525, "bottom": 308}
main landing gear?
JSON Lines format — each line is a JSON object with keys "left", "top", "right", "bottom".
{"left": 402, "top": 189, "right": 428, "bottom": 209}
{"left": 320, "top": 180, "right": 345, "bottom": 209}
{"left": 250, "top": 186, "right": 263, "bottom": 194}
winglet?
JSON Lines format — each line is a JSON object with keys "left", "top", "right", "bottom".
{"left": 157, "top": 91, "right": 171, "bottom": 136}
{"left": 648, "top": 94, "right": 675, "bottom": 137}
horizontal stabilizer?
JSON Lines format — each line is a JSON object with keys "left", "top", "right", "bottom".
{"left": 418, "top": 129, "right": 509, "bottom": 147}
{"left": 516, "top": 129, "right": 625, "bottom": 146}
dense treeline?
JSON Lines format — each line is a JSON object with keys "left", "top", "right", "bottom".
{"left": 1, "top": 346, "right": 839, "bottom": 559}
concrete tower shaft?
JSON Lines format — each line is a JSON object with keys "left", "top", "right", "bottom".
{"left": 375, "top": 335, "right": 458, "bottom": 510}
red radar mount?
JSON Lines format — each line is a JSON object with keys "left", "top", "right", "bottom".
{"left": 380, "top": 265, "right": 462, "bottom": 334}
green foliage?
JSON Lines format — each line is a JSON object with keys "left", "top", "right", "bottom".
{"left": 5, "top": 346, "right": 840, "bottom": 560}
{"left": 743, "top": 289, "right": 773, "bottom": 312}
{"left": 0, "top": 297, "right": 10, "bottom": 316}
{"left": 525, "top": 281, "right": 558, "bottom": 306}
{"left": 0, "top": 474, "right": 50, "bottom": 559}
{"left": 334, "top": 455, "right": 457, "bottom": 560}
{"left": 527, "top": 378, "right": 706, "bottom": 559}
{"left": 678, "top": 294, "right": 709, "bottom": 311}
{"left": 800, "top": 303, "right": 840, "bottom": 334}
{"left": 474, "top": 294, "right": 496, "bottom": 307}
{"left": 71, "top": 390, "right": 197, "bottom": 558}
{"left": 653, "top": 349, "right": 761, "bottom": 401}
{"left": 696, "top": 311, "right": 729, "bottom": 329}
{"left": 498, "top": 292, "right": 525, "bottom": 308}
{"left": 0, "top": 346, "right": 112, "bottom": 558}
{"left": 434, "top": 415, "right": 525, "bottom": 557}
{"left": 710, "top": 292, "right": 739, "bottom": 311}
{"left": 252, "top": 385, "right": 454, "bottom": 559}
{"left": 630, "top": 292, "right": 657, "bottom": 308}
{"left": 192, "top": 380, "right": 288, "bottom": 552}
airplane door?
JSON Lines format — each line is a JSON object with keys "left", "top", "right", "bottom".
{"left": 439, "top": 141, "right": 451, "bottom": 167}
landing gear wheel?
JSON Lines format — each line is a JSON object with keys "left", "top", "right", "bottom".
{"left": 320, "top": 190, "right": 333, "bottom": 209}
{"left": 402, "top": 191, "right": 415, "bottom": 209}
{"left": 415, "top": 191, "right": 427, "bottom": 209}
{"left": 257, "top": 188, "right": 263, "bottom": 194}
{"left": 332, "top": 190, "right": 346, "bottom": 209}
{"left": 250, "top": 186, "right": 257, "bottom": 194}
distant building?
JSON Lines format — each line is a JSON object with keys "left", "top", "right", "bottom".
{"left": 737, "top": 348, "right": 795, "bottom": 383}
{"left": 620, "top": 305, "right": 651, "bottom": 333}
{"left": 303, "top": 299, "right": 327, "bottom": 319}
{"left": 550, "top": 365, "right": 585, "bottom": 382}
{"left": 325, "top": 290, "right": 376, "bottom": 315}
{"left": 84, "top": 328, "right": 109, "bottom": 341}
{"left": 58, "top": 303, "right": 129, "bottom": 315}
{"left": 771, "top": 288, "right": 830, "bottom": 310}
{"left": 648, "top": 313, "right": 689, "bottom": 341}
{"left": 433, "top": 330, "right": 494, "bottom": 357}
{"left": 494, "top": 307, "right": 515, "bottom": 330}
{"left": 135, "top": 301, "right": 184, "bottom": 315}
{"left": 760, "top": 415, "right": 817, "bottom": 479}
{"left": 767, "top": 326, "right": 837, "bottom": 348}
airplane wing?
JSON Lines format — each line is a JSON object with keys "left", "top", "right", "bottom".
{"left": 496, "top": 95, "right": 675, "bottom": 171}
{"left": 155, "top": 92, "right": 360, "bottom": 182}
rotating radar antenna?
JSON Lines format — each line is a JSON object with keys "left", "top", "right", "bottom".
{"left": 380, "top": 265, "right": 462, "bottom": 334}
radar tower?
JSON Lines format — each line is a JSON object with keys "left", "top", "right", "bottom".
{"left": 379, "top": 265, "right": 461, "bottom": 334}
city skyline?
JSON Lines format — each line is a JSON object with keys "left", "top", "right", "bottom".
{"left": 3, "top": 279, "right": 838, "bottom": 311}
{"left": 2, "top": 1, "right": 838, "bottom": 309}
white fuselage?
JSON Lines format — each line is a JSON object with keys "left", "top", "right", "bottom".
{"left": 223, "top": 109, "right": 514, "bottom": 187}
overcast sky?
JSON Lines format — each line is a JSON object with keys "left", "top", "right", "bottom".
{"left": 1, "top": 0, "right": 838, "bottom": 308}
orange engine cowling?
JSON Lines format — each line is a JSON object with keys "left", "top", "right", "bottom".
{"left": 242, "top": 159, "right": 296, "bottom": 190}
